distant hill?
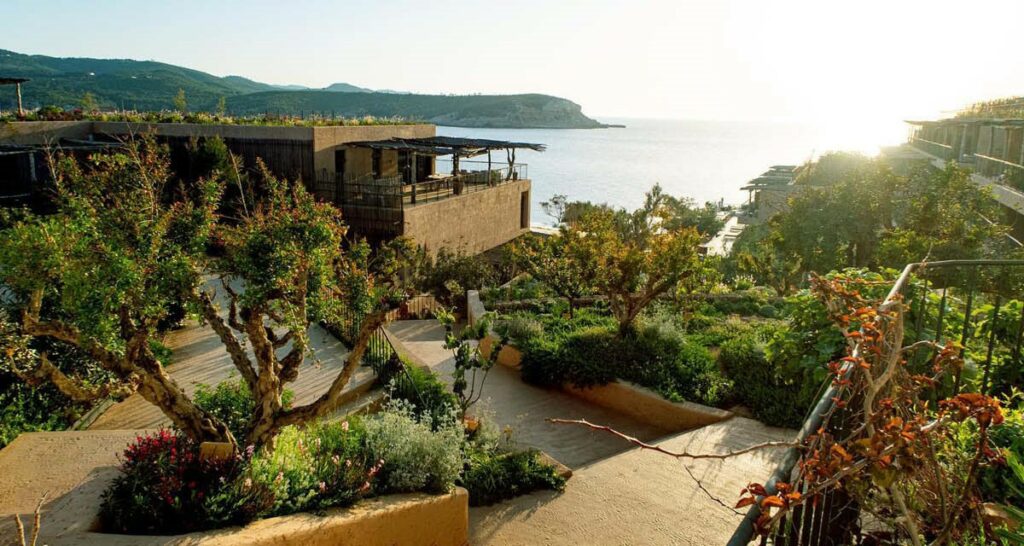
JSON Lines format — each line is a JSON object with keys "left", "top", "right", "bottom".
{"left": 0, "top": 49, "right": 604, "bottom": 128}
{"left": 227, "top": 91, "right": 603, "bottom": 128}
{"left": 322, "top": 82, "right": 371, "bottom": 93}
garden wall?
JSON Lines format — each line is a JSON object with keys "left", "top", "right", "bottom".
{"left": 0, "top": 431, "right": 469, "bottom": 546}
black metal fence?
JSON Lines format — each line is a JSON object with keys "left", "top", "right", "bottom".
{"left": 729, "top": 259, "right": 1024, "bottom": 546}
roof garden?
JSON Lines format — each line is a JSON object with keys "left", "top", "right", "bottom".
{"left": 0, "top": 108, "right": 423, "bottom": 127}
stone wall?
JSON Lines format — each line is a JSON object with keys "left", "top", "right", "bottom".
{"left": 0, "top": 121, "right": 93, "bottom": 144}
{"left": 402, "top": 179, "right": 530, "bottom": 255}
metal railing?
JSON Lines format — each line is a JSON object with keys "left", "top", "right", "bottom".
{"left": 973, "top": 153, "right": 1024, "bottom": 193}
{"left": 404, "top": 165, "right": 524, "bottom": 206}
{"left": 910, "top": 137, "right": 955, "bottom": 161}
{"left": 313, "top": 162, "right": 528, "bottom": 210}
{"left": 729, "top": 259, "right": 1024, "bottom": 546}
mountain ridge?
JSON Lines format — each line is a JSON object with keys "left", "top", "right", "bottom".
{"left": 0, "top": 49, "right": 604, "bottom": 128}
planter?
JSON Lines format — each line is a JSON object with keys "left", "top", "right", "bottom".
{"left": 562, "top": 381, "right": 733, "bottom": 431}
{"left": 478, "top": 334, "right": 523, "bottom": 370}
{"left": 0, "top": 431, "right": 469, "bottom": 546}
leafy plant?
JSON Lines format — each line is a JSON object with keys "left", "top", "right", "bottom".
{"left": 362, "top": 402, "right": 463, "bottom": 494}
{"left": 461, "top": 448, "right": 565, "bottom": 506}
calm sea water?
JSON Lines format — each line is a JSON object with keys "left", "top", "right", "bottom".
{"left": 439, "top": 117, "right": 906, "bottom": 226}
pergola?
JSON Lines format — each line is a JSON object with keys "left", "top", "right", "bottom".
{"left": 346, "top": 136, "right": 545, "bottom": 180}
{"left": 0, "top": 77, "right": 29, "bottom": 117}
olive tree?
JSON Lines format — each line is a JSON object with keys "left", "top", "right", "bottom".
{"left": 0, "top": 142, "right": 395, "bottom": 449}
{"left": 567, "top": 185, "right": 704, "bottom": 335}
{"left": 511, "top": 232, "right": 595, "bottom": 317}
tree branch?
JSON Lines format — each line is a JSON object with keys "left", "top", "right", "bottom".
{"left": 274, "top": 310, "right": 388, "bottom": 429}
{"left": 196, "top": 290, "right": 257, "bottom": 389}
{"left": 8, "top": 352, "right": 137, "bottom": 402}
{"left": 548, "top": 418, "right": 800, "bottom": 459}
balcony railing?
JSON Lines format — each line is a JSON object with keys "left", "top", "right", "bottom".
{"left": 313, "top": 162, "right": 528, "bottom": 210}
{"left": 729, "top": 260, "right": 1024, "bottom": 546}
{"left": 973, "top": 153, "right": 1024, "bottom": 193}
{"left": 910, "top": 137, "right": 955, "bottom": 161}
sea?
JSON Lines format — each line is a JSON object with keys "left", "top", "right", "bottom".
{"left": 438, "top": 117, "right": 908, "bottom": 226}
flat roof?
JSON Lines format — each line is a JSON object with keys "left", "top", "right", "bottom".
{"left": 345, "top": 136, "right": 546, "bottom": 156}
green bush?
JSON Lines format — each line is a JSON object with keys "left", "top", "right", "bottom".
{"left": 385, "top": 361, "right": 459, "bottom": 427}
{"left": 494, "top": 314, "right": 543, "bottom": 346}
{"left": 461, "top": 449, "right": 565, "bottom": 506}
{"left": 100, "top": 401, "right": 468, "bottom": 535}
{"left": 972, "top": 398, "right": 1024, "bottom": 506}
{"left": 719, "top": 334, "right": 811, "bottom": 428}
{"left": 516, "top": 312, "right": 734, "bottom": 407}
{"left": 194, "top": 378, "right": 294, "bottom": 443}
{"left": 363, "top": 402, "right": 464, "bottom": 494}
{"left": 245, "top": 419, "right": 372, "bottom": 516}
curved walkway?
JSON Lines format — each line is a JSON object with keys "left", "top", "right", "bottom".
{"left": 387, "top": 320, "right": 670, "bottom": 468}
{"left": 387, "top": 319, "right": 797, "bottom": 545}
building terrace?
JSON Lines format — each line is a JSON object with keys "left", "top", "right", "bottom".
{"left": 0, "top": 120, "right": 543, "bottom": 255}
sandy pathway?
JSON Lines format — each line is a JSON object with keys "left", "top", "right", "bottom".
{"left": 386, "top": 320, "right": 670, "bottom": 468}
{"left": 387, "top": 319, "right": 797, "bottom": 545}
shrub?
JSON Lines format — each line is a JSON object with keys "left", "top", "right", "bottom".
{"left": 363, "top": 402, "right": 463, "bottom": 494}
{"left": 385, "top": 361, "right": 459, "bottom": 428}
{"left": 99, "top": 430, "right": 268, "bottom": 534}
{"left": 494, "top": 314, "right": 543, "bottom": 346}
{"left": 551, "top": 326, "right": 621, "bottom": 387}
{"left": 461, "top": 449, "right": 565, "bottom": 506}
{"left": 624, "top": 324, "right": 734, "bottom": 407}
{"left": 244, "top": 419, "right": 374, "bottom": 516}
{"left": 517, "top": 313, "right": 734, "bottom": 407}
{"left": 194, "top": 378, "right": 294, "bottom": 443}
{"left": 719, "top": 334, "right": 810, "bottom": 428}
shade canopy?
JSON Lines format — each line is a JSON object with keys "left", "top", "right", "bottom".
{"left": 0, "top": 77, "right": 29, "bottom": 85}
{"left": 344, "top": 136, "right": 545, "bottom": 158}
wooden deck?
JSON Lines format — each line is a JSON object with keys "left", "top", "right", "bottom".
{"left": 90, "top": 291, "right": 375, "bottom": 431}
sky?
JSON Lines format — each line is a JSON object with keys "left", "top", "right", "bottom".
{"left": 6, "top": 0, "right": 1024, "bottom": 139}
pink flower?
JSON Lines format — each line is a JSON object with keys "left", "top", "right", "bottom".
{"left": 341, "top": 421, "right": 350, "bottom": 432}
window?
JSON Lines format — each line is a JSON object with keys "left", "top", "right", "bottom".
{"left": 520, "top": 191, "right": 530, "bottom": 229}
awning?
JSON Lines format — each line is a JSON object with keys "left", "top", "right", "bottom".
{"left": 343, "top": 136, "right": 546, "bottom": 157}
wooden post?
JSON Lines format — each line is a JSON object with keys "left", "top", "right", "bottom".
{"left": 487, "top": 150, "right": 492, "bottom": 186}
{"left": 16, "top": 82, "right": 23, "bottom": 117}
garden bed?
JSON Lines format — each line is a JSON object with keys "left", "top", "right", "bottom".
{"left": 0, "top": 430, "right": 469, "bottom": 546}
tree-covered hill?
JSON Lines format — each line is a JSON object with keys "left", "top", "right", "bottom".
{"left": 226, "top": 90, "right": 604, "bottom": 128}
{"left": 0, "top": 49, "right": 604, "bottom": 128}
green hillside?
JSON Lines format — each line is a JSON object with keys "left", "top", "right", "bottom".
{"left": 0, "top": 49, "right": 604, "bottom": 128}
{"left": 226, "top": 91, "right": 603, "bottom": 128}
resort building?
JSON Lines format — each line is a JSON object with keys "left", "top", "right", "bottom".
{"left": 893, "top": 117, "right": 1024, "bottom": 239}
{"left": 739, "top": 164, "right": 797, "bottom": 223}
{"left": 0, "top": 120, "right": 542, "bottom": 254}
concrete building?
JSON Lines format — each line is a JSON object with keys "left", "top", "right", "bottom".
{"left": 740, "top": 165, "right": 797, "bottom": 223}
{"left": 891, "top": 117, "right": 1024, "bottom": 239}
{"left": 0, "top": 120, "right": 542, "bottom": 255}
